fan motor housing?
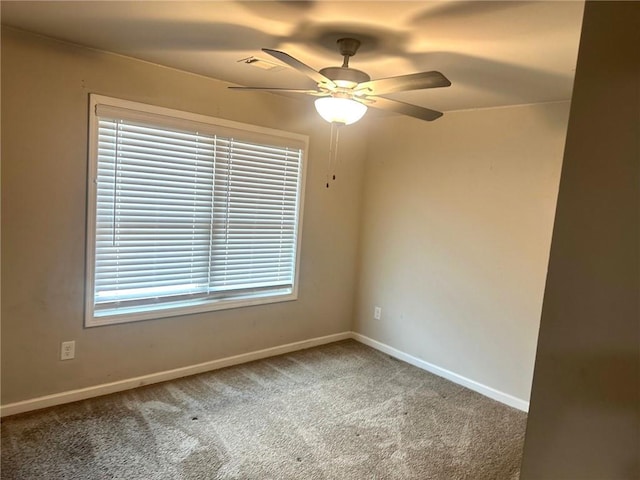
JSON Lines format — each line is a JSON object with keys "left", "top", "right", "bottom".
{"left": 319, "top": 67, "right": 370, "bottom": 86}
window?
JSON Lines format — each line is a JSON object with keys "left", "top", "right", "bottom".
{"left": 85, "top": 95, "right": 307, "bottom": 327}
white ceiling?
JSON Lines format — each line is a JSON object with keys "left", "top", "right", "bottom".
{"left": 1, "top": 1, "right": 585, "bottom": 113}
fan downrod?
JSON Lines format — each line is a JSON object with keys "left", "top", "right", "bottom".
{"left": 337, "top": 38, "right": 361, "bottom": 67}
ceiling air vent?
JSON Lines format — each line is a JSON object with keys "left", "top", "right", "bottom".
{"left": 237, "top": 56, "right": 283, "bottom": 71}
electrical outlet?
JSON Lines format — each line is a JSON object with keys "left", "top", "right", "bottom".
{"left": 61, "top": 341, "right": 75, "bottom": 360}
{"left": 374, "top": 306, "right": 382, "bottom": 320}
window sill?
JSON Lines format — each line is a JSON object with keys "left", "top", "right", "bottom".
{"left": 85, "top": 290, "right": 297, "bottom": 327}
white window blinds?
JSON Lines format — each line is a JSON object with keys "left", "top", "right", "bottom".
{"left": 86, "top": 96, "right": 306, "bottom": 326}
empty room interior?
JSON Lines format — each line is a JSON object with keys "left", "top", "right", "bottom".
{"left": 1, "top": 1, "right": 638, "bottom": 479}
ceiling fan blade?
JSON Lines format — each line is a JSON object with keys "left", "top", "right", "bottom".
{"left": 356, "top": 71, "right": 451, "bottom": 96}
{"left": 366, "top": 96, "right": 444, "bottom": 121}
{"left": 228, "top": 86, "right": 326, "bottom": 96}
{"left": 262, "top": 48, "right": 336, "bottom": 88}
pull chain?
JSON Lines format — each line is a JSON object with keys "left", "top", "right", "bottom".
{"left": 326, "top": 122, "right": 341, "bottom": 188}
{"left": 332, "top": 123, "right": 341, "bottom": 181}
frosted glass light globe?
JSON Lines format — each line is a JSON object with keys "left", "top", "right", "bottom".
{"left": 314, "top": 97, "right": 367, "bottom": 125}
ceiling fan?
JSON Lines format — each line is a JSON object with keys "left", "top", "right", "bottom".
{"left": 230, "top": 38, "right": 451, "bottom": 125}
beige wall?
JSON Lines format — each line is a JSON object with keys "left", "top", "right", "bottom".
{"left": 0, "top": 28, "right": 367, "bottom": 404}
{"left": 520, "top": 1, "right": 639, "bottom": 477}
{"left": 354, "top": 102, "right": 570, "bottom": 403}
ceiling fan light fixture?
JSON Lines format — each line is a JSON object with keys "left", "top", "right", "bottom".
{"left": 314, "top": 97, "right": 367, "bottom": 125}
{"left": 231, "top": 41, "right": 449, "bottom": 123}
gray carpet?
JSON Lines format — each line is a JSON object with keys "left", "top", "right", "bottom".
{"left": 1, "top": 340, "right": 526, "bottom": 479}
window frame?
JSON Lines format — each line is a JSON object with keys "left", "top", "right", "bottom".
{"left": 85, "top": 94, "right": 308, "bottom": 327}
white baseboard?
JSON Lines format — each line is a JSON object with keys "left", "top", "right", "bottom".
{"left": 1, "top": 330, "right": 528, "bottom": 417}
{"left": 0, "top": 331, "right": 351, "bottom": 417}
{"left": 351, "top": 332, "right": 530, "bottom": 412}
